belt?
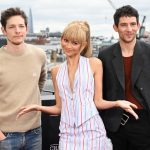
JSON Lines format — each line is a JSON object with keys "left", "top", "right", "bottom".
{"left": 120, "top": 109, "right": 148, "bottom": 126}
{"left": 121, "top": 113, "right": 129, "bottom": 125}
{"left": 3, "top": 126, "right": 41, "bottom": 136}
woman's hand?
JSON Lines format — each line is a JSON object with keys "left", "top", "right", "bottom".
{"left": 0, "top": 130, "right": 6, "bottom": 141}
{"left": 116, "top": 100, "right": 139, "bottom": 120}
{"left": 16, "top": 104, "right": 40, "bottom": 119}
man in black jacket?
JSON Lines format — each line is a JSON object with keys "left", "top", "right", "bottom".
{"left": 98, "top": 5, "right": 150, "bottom": 150}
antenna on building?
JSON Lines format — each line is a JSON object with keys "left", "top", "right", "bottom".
{"left": 28, "top": 8, "right": 34, "bottom": 34}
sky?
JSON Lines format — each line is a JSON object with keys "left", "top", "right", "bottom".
{"left": 0, "top": 0, "right": 150, "bottom": 37}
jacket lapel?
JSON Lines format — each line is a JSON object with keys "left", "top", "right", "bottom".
{"left": 131, "top": 41, "right": 144, "bottom": 86}
{"left": 112, "top": 43, "right": 125, "bottom": 89}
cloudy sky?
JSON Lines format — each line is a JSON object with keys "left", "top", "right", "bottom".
{"left": 0, "top": 0, "right": 150, "bottom": 37}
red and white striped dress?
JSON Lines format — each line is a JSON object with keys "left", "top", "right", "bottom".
{"left": 56, "top": 56, "right": 112, "bottom": 150}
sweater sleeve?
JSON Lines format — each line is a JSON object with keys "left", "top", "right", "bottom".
{"left": 38, "top": 52, "right": 47, "bottom": 92}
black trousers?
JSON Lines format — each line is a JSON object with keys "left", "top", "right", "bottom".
{"left": 107, "top": 109, "right": 150, "bottom": 150}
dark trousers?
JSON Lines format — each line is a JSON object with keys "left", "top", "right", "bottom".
{"left": 107, "top": 110, "right": 150, "bottom": 150}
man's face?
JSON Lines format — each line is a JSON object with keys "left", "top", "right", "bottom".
{"left": 113, "top": 16, "right": 140, "bottom": 43}
{"left": 1, "top": 15, "right": 27, "bottom": 45}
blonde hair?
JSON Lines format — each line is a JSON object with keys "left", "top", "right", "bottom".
{"left": 61, "top": 21, "right": 92, "bottom": 57}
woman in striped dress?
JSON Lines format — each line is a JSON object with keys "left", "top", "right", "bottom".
{"left": 17, "top": 21, "right": 138, "bottom": 150}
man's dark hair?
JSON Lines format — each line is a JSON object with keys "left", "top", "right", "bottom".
{"left": 114, "top": 5, "right": 139, "bottom": 26}
{"left": 0, "top": 7, "right": 28, "bottom": 29}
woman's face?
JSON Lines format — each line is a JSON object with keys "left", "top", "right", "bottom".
{"left": 61, "top": 37, "right": 83, "bottom": 57}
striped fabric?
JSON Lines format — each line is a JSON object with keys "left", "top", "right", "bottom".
{"left": 56, "top": 56, "right": 112, "bottom": 150}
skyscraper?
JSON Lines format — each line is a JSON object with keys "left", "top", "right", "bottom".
{"left": 28, "top": 8, "right": 34, "bottom": 34}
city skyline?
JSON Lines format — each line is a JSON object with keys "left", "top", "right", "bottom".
{"left": 28, "top": 8, "right": 34, "bottom": 34}
{"left": 0, "top": 0, "right": 150, "bottom": 37}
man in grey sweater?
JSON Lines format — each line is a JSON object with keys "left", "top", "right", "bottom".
{"left": 0, "top": 7, "right": 47, "bottom": 150}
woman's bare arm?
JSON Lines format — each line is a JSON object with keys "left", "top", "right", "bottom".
{"left": 90, "top": 57, "right": 138, "bottom": 119}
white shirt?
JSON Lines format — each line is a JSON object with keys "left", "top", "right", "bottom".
{"left": 56, "top": 56, "right": 98, "bottom": 127}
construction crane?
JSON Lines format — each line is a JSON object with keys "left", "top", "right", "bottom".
{"left": 107, "top": 0, "right": 116, "bottom": 10}
{"left": 106, "top": 0, "right": 147, "bottom": 40}
{"left": 138, "top": 15, "right": 146, "bottom": 39}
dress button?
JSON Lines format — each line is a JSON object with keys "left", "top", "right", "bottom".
{"left": 140, "top": 87, "right": 143, "bottom": 90}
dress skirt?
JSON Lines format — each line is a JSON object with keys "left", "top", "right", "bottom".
{"left": 59, "top": 114, "right": 112, "bottom": 150}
